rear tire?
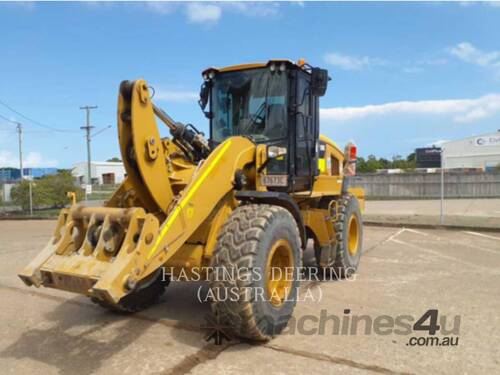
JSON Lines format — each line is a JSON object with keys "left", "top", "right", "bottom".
{"left": 315, "top": 194, "right": 363, "bottom": 277}
{"left": 209, "top": 204, "right": 302, "bottom": 341}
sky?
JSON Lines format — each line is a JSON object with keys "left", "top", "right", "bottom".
{"left": 0, "top": 1, "right": 499, "bottom": 168}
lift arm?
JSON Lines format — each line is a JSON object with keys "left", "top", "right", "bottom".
{"left": 141, "top": 136, "right": 255, "bottom": 278}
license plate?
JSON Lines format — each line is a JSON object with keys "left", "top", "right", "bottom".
{"left": 261, "top": 175, "right": 288, "bottom": 187}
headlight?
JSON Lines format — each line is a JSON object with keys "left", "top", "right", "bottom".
{"left": 208, "top": 71, "right": 215, "bottom": 79}
{"left": 269, "top": 63, "right": 276, "bottom": 72}
{"left": 267, "top": 146, "right": 287, "bottom": 159}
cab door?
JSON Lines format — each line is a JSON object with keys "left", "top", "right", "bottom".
{"left": 292, "top": 71, "right": 318, "bottom": 192}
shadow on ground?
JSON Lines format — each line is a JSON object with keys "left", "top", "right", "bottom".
{"left": 0, "top": 298, "right": 153, "bottom": 374}
{"left": 1, "top": 244, "right": 336, "bottom": 374}
{"left": 0, "top": 281, "right": 212, "bottom": 374}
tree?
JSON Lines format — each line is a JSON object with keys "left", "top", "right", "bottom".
{"left": 356, "top": 156, "right": 368, "bottom": 173}
{"left": 11, "top": 171, "right": 84, "bottom": 211}
{"left": 391, "top": 154, "right": 416, "bottom": 170}
{"left": 365, "top": 155, "right": 385, "bottom": 172}
{"left": 356, "top": 152, "right": 417, "bottom": 174}
{"left": 37, "top": 170, "right": 84, "bottom": 208}
{"left": 107, "top": 157, "right": 122, "bottom": 162}
{"left": 11, "top": 180, "right": 50, "bottom": 211}
{"left": 357, "top": 155, "right": 383, "bottom": 173}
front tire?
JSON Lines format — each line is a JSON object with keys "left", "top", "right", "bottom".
{"left": 91, "top": 270, "right": 169, "bottom": 314}
{"left": 209, "top": 204, "right": 302, "bottom": 341}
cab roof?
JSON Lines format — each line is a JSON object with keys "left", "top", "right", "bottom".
{"left": 202, "top": 59, "right": 308, "bottom": 75}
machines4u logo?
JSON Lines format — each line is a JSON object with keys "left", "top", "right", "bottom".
{"left": 201, "top": 309, "right": 460, "bottom": 346}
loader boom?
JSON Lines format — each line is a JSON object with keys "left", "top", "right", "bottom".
{"left": 141, "top": 136, "right": 255, "bottom": 279}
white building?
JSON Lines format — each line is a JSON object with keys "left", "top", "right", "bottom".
{"left": 72, "top": 161, "right": 126, "bottom": 185}
{"left": 1, "top": 183, "right": 15, "bottom": 202}
{"left": 442, "top": 131, "right": 500, "bottom": 170}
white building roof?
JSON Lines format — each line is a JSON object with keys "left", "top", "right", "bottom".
{"left": 73, "top": 161, "right": 123, "bottom": 167}
{"left": 441, "top": 131, "right": 500, "bottom": 148}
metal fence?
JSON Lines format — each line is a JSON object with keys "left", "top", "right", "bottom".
{"left": 2, "top": 173, "right": 499, "bottom": 217}
{"left": 355, "top": 171, "right": 500, "bottom": 199}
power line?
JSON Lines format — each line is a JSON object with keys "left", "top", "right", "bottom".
{"left": 0, "top": 113, "right": 24, "bottom": 176}
{"left": 90, "top": 125, "right": 112, "bottom": 139}
{"left": 0, "top": 98, "right": 78, "bottom": 133}
{"left": 0, "top": 118, "right": 16, "bottom": 128}
{"left": 0, "top": 111, "right": 16, "bottom": 124}
{"left": 0, "top": 121, "right": 50, "bottom": 134}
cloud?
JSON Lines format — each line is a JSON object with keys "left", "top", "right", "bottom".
{"left": 80, "top": 2, "right": 280, "bottom": 25}
{"left": 155, "top": 89, "right": 199, "bottom": 103}
{"left": 144, "top": 2, "right": 176, "bottom": 15}
{"left": 143, "top": 2, "right": 279, "bottom": 24}
{"left": 324, "top": 52, "right": 387, "bottom": 71}
{"left": 0, "top": 1, "right": 35, "bottom": 11}
{"left": 222, "top": 2, "right": 280, "bottom": 17}
{"left": 448, "top": 42, "right": 500, "bottom": 76}
{"left": 402, "top": 66, "right": 424, "bottom": 74}
{"left": 401, "top": 58, "right": 447, "bottom": 74}
{"left": 416, "top": 58, "right": 448, "bottom": 66}
{"left": 184, "top": 2, "right": 280, "bottom": 24}
{"left": 460, "top": 1, "right": 500, "bottom": 7}
{"left": 320, "top": 94, "right": 500, "bottom": 124}
{"left": 185, "top": 3, "right": 222, "bottom": 24}
{"left": 324, "top": 52, "right": 448, "bottom": 73}
{"left": 0, "top": 150, "right": 58, "bottom": 168}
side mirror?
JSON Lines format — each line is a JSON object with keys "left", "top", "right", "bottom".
{"left": 310, "top": 68, "right": 329, "bottom": 97}
{"left": 198, "top": 83, "right": 209, "bottom": 111}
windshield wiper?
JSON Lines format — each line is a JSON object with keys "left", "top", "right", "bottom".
{"left": 244, "top": 101, "right": 267, "bottom": 134}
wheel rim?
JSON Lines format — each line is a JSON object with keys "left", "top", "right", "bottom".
{"left": 266, "top": 239, "right": 294, "bottom": 307}
{"left": 347, "top": 215, "right": 359, "bottom": 256}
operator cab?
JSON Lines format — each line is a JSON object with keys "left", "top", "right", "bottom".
{"left": 199, "top": 60, "right": 329, "bottom": 192}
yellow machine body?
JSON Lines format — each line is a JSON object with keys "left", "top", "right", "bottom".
{"left": 19, "top": 62, "right": 364, "bottom": 308}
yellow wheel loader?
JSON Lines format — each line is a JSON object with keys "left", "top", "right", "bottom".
{"left": 19, "top": 59, "right": 364, "bottom": 340}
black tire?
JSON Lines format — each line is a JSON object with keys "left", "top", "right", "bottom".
{"left": 209, "top": 204, "right": 302, "bottom": 341}
{"left": 92, "top": 270, "right": 169, "bottom": 314}
{"left": 316, "top": 194, "right": 363, "bottom": 277}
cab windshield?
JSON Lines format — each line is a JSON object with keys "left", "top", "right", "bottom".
{"left": 210, "top": 68, "right": 287, "bottom": 143}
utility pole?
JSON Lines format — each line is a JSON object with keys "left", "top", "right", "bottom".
{"left": 440, "top": 149, "right": 445, "bottom": 225}
{"left": 29, "top": 181, "right": 33, "bottom": 216}
{"left": 15, "top": 122, "right": 23, "bottom": 179}
{"left": 79, "top": 105, "right": 97, "bottom": 188}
